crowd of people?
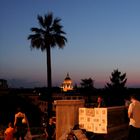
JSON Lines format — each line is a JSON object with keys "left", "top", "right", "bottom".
{"left": 3, "top": 95, "right": 140, "bottom": 140}
{"left": 4, "top": 107, "right": 30, "bottom": 140}
{"left": 4, "top": 108, "right": 56, "bottom": 140}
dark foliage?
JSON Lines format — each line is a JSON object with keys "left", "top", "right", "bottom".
{"left": 105, "top": 69, "right": 127, "bottom": 90}
{"left": 103, "top": 69, "right": 127, "bottom": 106}
{"left": 0, "top": 94, "right": 41, "bottom": 127}
{"left": 80, "top": 78, "right": 94, "bottom": 89}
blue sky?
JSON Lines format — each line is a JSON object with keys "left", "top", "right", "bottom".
{"left": 0, "top": 0, "right": 140, "bottom": 88}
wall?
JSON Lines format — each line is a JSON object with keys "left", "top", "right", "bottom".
{"left": 55, "top": 100, "right": 85, "bottom": 140}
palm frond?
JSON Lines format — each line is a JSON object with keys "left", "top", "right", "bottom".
{"left": 53, "top": 18, "right": 61, "bottom": 25}
{"left": 37, "top": 15, "right": 45, "bottom": 28}
{"left": 53, "top": 24, "right": 63, "bottom": 33}
{"left": 31, "top": 27, "right": 44, "bottom": 33}
{"left": 28, "top": 12, "right": 67, "bottom": 51}
{"left": 44, "top": 12, "right": 53, "bottom": 27}
{"left": 55, "top": 35, "right": 67, "bottom": 48}
{"left": 28, "top": 34, "right": 45, "bottom": 50}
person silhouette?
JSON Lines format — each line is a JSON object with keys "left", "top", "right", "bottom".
{"left": 128, "top": 95, "right": 140, "bottom": 140}
{"left": 46, "top": 117, "right": 56, "bottom": 140}
{"left": 97, "top": 96, "right": 105, "bottom": 108}
{"left": 14, "top": 107, "right": 29, "bottom": 140}
{"left": 4, "top": 122, "right": 14, "bottom": 140}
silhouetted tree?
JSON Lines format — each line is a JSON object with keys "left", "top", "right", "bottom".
{"left": 72, "top": 83, "right": 77, "bottom": 92}
{"left": 28, "top": 12, "right": 67, "bottom": 117}
{"left": 105, "top": 69, "right": 127, "bottom": 106}
{"left": 80, "top": 78, "right": 95, "bottom": 104}
{"left": 106, "top": 69, "right": 127, "bottom": 90}
{"left": 80, "top": 78, "right": 94, "bottom": 89}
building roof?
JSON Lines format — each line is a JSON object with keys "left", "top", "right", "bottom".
{"left": 64, "top": 73, "right": 71, "bottom": 81}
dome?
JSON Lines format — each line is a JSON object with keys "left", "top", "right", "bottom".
{"left": 64, "top": 73, "right": 71, "bottom": 81}
{"left": 61, "top": 73, "right": 73, "bottom": 92}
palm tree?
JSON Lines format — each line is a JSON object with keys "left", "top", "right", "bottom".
{"left": 28, "top": 12, "right": 67, "bottom": 116}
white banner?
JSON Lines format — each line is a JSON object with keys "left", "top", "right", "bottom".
{"left": 79, "top": 108, "right": 107, "bottom": 134}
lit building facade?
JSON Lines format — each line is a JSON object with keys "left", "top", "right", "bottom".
{"left": 61, "top": 73, "right": 73, "bottom": 92}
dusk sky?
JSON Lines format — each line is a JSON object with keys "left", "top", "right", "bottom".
{"left": 0, "top": 0, "right": 140, "bottom": 88}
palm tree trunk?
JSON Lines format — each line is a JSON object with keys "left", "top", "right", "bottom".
{"left": 46, "top": 46, "right": 52, "bottom": 118}
{"left": 46, "top": 45, "right": 52, "bottom": 88}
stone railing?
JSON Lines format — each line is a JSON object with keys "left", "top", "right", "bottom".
{"left": 104, "top": 106, "right": 129, "bottom": 140}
